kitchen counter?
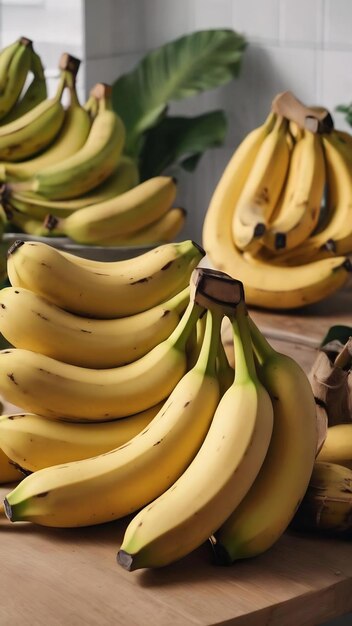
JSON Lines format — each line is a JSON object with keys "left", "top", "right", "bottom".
{"left": 1, "top": 281, "right": 352, "bottom": 626}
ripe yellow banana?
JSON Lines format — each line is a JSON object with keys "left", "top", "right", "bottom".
{"left": 0, "top": 404, "right": 163, "bottom": 472}
{"left": 0, "top": 47, "right": 46, "bottom": 126}
{"left": 2, "top": 156, "right": 139, "bottom": 220}
{"left": 0, "top": 446, "right": 24, "bottom": 483}
{"left": 263, "top": 130, "right": 325, "bottom": 252}
{"left": 50, "top": 176, "right": 177, "bottom": 244}
{"left": 0, "top": 69, "right": 66, "bottom": 162}
{"left": 7, "top": 239, "right": 203, "bottom": 318}
{"left": 4, "top": 306, "right": 223, "bottom": 527}
{"left": 232, "top": 115, "right": 290, "bottom": 251}
{"left": 274, "top": 131, "right": 352, "bottom": 265}
{"left": 317, "top": 424, "right": 352, "bottom": 469}
{"left": 118, "top": 301, "right": 274, "bottom": 570}
{"left": 0, "top": 296, "right": 203, "bottom": 421}
{"left": 203, "top": 136, "right": 351, "bottom": 309}
{"left": 0, "top": 285, "right": 189, "bottom": 368}
{"left": 22, "top": 83, "right": 125, "bottom": 199}
{"left": 90, "top": 207, "right": 186, "bottom": 247}
{"left": 0, "top": 38, "right": 32, "bottom": 120}
{"left": 292, "top": 461, "right": 352, "bottom": 533}
{"left": 0, "top": 70, "right": 91, "bottom": 181}
{"left": 213, "top": 316, "right": 317, "bottom": 562}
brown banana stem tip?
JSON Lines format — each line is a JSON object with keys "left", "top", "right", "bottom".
{"left": 19, "top": 37, "right": 33, "bottom": 48}
{"left": 116, "top": 550, "right": 135, "bottom": 571}
{"left": 44, "top": 214, "right": 59, "bottom": 231}
{"left": 59, "top": 53, "right": 81, "bottom": 76}
{"left": 191, "top": 267, "right": 244, "bottom": 310}
{"left": 7, "top": 240, "right": 25, "bottom": 257}
{"left": 90, "top": 83, "right": 113, "bottom": 100}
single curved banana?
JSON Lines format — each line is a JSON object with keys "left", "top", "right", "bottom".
{"left": 0, "top": 40, "right": 22, "bottom": 95}
{"left": 0, "top": 69, "right": 66, "bottom": 162}
{"left": 50, "top": 176, "right": 177, "bottom": 243}
{"left": 90, "top": 207, "right": 186, "bottom": 247}
{"left": 22, "top": 83, "right": 125, "bottom": 199}
{"left": 0, "top": 297, "right": 203, "bottom": 421}
{"left": 0, "top": 404, "right": 163, "bottom": 472}
{"left": 0, "top": 70, "right": 91, "bottom": 181}
{"left": 4, "top": 307, "right": 223, "bottom": 527}
{"left": 0, "top": 48, "right": 46, "bottom": 126}
{"left": 273, "top": 132, "right": 352, "bottom": 265}
{"left": 0, "top": 446, "right": 24, "bottom": 483}
{"left": 0, "top": 38, "right": 32, "bottom": 120}
{"left": 7, "top": 239, "right": 204, "bottom": 318}
{"left": 118, "top": 301, "right": 274, "bottom": 570}
{"left": 213, "top": 316, "right": 317, "bottom": 562}
{"left": 203, "top": 136, "right": 351, "bottom": 309}
{"left": 2, "top": 156, "right": 139, "bottom": 220}
{"left": 317, "top": 424, "right": 352, "bottom": 469}
{"left": 291, "top": 461, "right": 352, "bottom": 533}
{"left": 0, "top": 285, "right": 189, "bottom": 368}
{"left": 263, "top": 130, "right": 325, "bottom": 252}
{"left": 232, "top": 115, "right": 290, "bottom": 251}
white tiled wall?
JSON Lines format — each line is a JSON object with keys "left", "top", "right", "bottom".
{"left": 1, "top": 0, "right": 352, "bottom": 247}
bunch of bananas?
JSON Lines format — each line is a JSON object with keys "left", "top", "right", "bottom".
{"left": 0, "top": 39, "right": 186, "bottom": 246}
{"left": 0, "top": 248, "right": 319, "bottom": 571}
{"left": 203, "top": 91, "right": 352, "bottom": 309}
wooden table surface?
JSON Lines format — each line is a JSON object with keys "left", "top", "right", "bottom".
{"left": 1, "top": 281, "right": 352, "bottom": 626}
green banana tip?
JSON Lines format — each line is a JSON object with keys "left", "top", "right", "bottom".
{"left": 117, "top": 549, "right": 137, "bottom": 571}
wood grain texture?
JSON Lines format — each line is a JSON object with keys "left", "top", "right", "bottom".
{"left": 1, "top": 282, "right": 352, "bottom": 625}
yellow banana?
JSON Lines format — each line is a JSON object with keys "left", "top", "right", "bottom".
{"left": 89, "top": 206, "right": 186, "bottom": 247}
{"left": 291, "top": 461, "right": 352, "bottom": 533}
{"left": 0, "top": 38, "right": 32, "bottom": 120}
{"left": 6, "top": 209, "right": 63, "bottom": 237}
{"left": 232, "top": 115, "right": 290, "bottom": 251}
{"left": 274, "top": 131, "right": 352, "bottom": 264}
{"left": 0, "top": 285, "right": 189, "bottom": 368}
{"left": 0, "top": 69, "right": 91, "bottom": 181}
{"left": 0, "top": 69, "right": 66, "bottom": 162}
{"left": 317, "top": 424, "right": 352, "bottom": 469}
{"left": 3, "top": 306, "right": 222, "bottom": 527}
{"left": 213, "top": 316, "right": 317, "bottom": 562}
{"left": 0, "top": 404, "right": 162, "bottom": 472}
{"left": 263, "top": 130, "right": 325, "bottom": 252}
{"left": 49, "top": 176, "right": 177, "bottom": 243}
{"left": 1, "top": 156, "right": 139, "bottom": 220}
{"left": 118, "top": 301, "right": 274, "bottom": 570}
{"left": 21, "top": 83, "right": 125, "bottom": 199}
{"left": 7, "top": 239, "right": 203, "bottom": 318}
{"left": 0, "top": 47, "right": 46, "bottom": 126}
{"left": 0, "top": 297, "right": 203, "bottom": 421}
{"left": 203, "top": 134, "right": 351, "bottom": 309}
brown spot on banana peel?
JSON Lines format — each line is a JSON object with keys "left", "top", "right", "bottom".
{"left": 161, "top": 260, "right": 174, "bottom": 271}
{"left": 36, "top": 491, "right": 49, "bottom": 498}
{"left": 7, "top": 240, "right": 25, "bottom": 256}
{"left": 130, "top": 277, "right": 150, "bottom": 285}
{"left": 7, "top": 373, "right": 18, "bottom": 385}
{"left": 7, "top": 414, "right": 26, "bottom": 420}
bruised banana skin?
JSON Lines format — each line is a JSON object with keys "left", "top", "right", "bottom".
{"left": 0, "top": 299, "right": 203, "bottom": 421}
{"left": 7, "top": 239, "right": 204, "bottom": 318}
{"left": 57, "top": 176, "right": 178, "bottom": 243}
{"left": 118, "top": 302, "right": 273, "bottom": 570}
{"left": 3, "top": 307, "right": 222, "bottom": 527}
{"left": 214, "top": 316, "right": 317, "bottom": 562}
{"left": 0, "top": 404, "right": 163, "bottom": 471}
{"left": 0, "top": 286, "right": 189, "bottom": 368}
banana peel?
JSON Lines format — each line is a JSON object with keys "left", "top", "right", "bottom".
{"left": 309, "top": 326, "right": 352, "bottom": 427}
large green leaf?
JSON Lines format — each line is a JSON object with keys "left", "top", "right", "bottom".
{"left": 112, "top": 29, "right": 246, "bottom": 156}
{"left": 139, "top": 111, "right": 227, "bottom": 180}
